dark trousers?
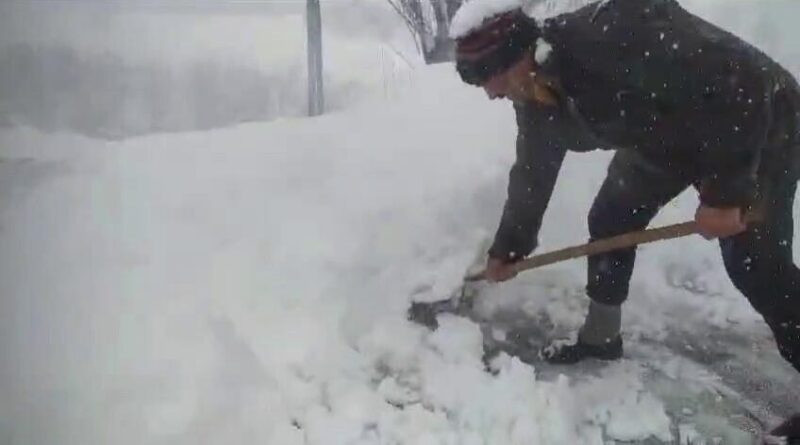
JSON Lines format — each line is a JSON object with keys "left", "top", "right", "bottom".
{"left": 587, "top": 150, "right": 800, "bottom": 373}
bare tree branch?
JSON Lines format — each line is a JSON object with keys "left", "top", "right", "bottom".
{"left": 386, "top": 0, "right": 423, "bottom": 55}
{"left": 386, "top": 0, "right": 464, "bottom": 64}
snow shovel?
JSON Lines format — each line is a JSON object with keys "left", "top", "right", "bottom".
{"left": 408, "top": 220, "right": 700, "bottom": 329}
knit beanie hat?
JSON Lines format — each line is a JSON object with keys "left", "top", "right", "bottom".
{"left": 454, "top": 9, "right": 541, "bottom": 86}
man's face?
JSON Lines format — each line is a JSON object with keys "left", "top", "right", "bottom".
{"left": 482, "top": 71, "right": 513, "bottom": 100}
{"left": 480, "top": 54, "right": 534, "bottom": 102}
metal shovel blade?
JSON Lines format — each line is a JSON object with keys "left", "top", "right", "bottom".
{"left": 407, "top": 281, "right": 481, "bottom": 329}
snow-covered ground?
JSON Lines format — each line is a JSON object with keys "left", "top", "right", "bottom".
{"left": 1, "top": 1, "right": 799, "bottom": 444}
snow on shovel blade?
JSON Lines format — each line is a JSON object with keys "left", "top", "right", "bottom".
{"left": 407, "top": 294, "right": 466, "bottom": 329}
{"left": 407, "top": 300, "right": 457, "bottom": 330}
{"left": 406, "top": 238, "right": 491, "bottom": 330}
{"left": 407, "top": 277, "right": 483, "bottom": 329}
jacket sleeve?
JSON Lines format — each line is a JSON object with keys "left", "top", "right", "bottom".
{"left": 488, "top": 102, "right": 569, "bottom": 262}
{"left": 696, "top": 68, "right": 776, "bottom": 208}
{"left": 697, "top": 151, "right": 760, "bottom": 208}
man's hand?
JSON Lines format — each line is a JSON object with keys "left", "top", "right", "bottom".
{"left": 485, "top": 257, "right": 519, "bottom": 283}
{"left": 694, "top": 205, "right": 747, "bottom": 240}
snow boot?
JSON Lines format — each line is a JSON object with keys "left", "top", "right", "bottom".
{"left": 540, "top": 335, "right": 623, "bottom": 364}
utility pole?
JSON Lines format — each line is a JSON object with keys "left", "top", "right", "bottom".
{"left": 306, "top": 0, "right": 324, "bottom": 116}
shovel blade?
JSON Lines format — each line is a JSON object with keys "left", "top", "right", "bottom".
{"left": 407, "top": 280, "right": 482, "bottom": 329}
{"left": 407, "top": 237, "right": 491, "bottom": 329}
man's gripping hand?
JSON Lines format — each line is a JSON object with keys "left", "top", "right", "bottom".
{"left": 485, "top": 257, "right": 519, "bottom": 283}
{"left": 694, "top": 205, "right": 747, "bottom": 240}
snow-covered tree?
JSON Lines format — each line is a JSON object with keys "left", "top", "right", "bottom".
{"left": 387, "top": 0, "right": 463, "bottom": 64}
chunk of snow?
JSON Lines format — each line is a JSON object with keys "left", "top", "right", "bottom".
{"left": 450, "top": 0, "right": 524, "bottom": 39}
{"left": 535, "top": 38, "right": 553, "bottom": 64}
{"left": 679, "top": 423, "right": 702, "bottom": 445}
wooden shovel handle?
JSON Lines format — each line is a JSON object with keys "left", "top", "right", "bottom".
{"left": 465, "top": 221, "right": 699, "bottom": 282}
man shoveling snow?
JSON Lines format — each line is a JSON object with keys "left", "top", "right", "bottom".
{"left": 450, "top": 0, "right": 800, "bottom": 440}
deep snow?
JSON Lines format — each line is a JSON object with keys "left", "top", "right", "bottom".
{"left": 2, "top": 63, "right": 798, "bottom": 444}
{"left": 1, "top": 1, "right": 799, "bottom": 444}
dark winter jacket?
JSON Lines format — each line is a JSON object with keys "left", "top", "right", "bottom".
{"left": 489, "top": 0, "right": 800, "bottom": 262}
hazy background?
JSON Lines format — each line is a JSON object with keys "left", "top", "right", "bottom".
{"left": 0, "top": 0, "right": 416, "bottom": 139}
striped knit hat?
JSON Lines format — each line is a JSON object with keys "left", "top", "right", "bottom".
{"left": 455, "top": 9, "right": 541, "bottom": 86}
